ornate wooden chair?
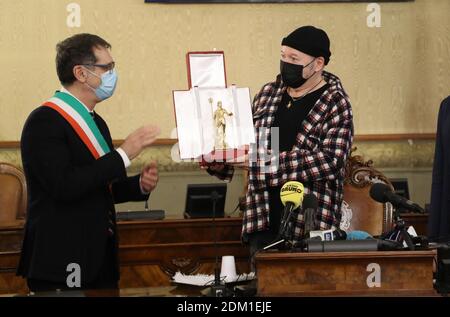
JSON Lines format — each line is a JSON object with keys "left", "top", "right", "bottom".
{"left": 0, "top": 162, "right": 27, "bottom": 226}
{"left": 340, "top": 148, "right": 394, "bottom": 236}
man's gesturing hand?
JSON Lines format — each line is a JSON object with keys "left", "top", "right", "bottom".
{"left": 140, "top": 161, "right": 158, "bottom": 194}
{"left": 121, "top": 125, "right": 161, "bottom": 160}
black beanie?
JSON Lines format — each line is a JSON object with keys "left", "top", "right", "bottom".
{"left": 281, "top": 26, "right": 331, "bottom": 65}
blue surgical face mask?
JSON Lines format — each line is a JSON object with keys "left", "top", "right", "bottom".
{"left": 85, "top": 68, "right": 118, "bottom": 101}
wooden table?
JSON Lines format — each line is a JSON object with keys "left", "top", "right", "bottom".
{"left": 0, "top": 214, "right": 430, "bottom": 296}
{"left": 0, "top": 217, "right": 250, "bottom": 295}
{"left": 256, "top": 249, "right": 437, "bottom": 296}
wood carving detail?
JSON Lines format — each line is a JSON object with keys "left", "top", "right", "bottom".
{"left": 344, "top": 147, "right": 393, "bottom": 189}
{"left": 160, "top": 257, "right": 201, "bottom": 277}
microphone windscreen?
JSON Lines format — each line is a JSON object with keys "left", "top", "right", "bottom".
{"left": 333, "top": 229, "right": 347, "bottom": 240}
{"left": 280, "top": 181, "right": 304, "bottom": 209}
{"left": 369, "top": 183, "right": 391, "bottom": 203}
{"left": 302, "top": 193, "right": 318, "bottom": 210}
{"left": 346, "top": 230, "right": 373, "bottom": 240}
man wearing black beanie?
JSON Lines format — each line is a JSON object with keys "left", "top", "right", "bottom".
{"left": 207, "top": 26, "right": 354, "bottom": 257}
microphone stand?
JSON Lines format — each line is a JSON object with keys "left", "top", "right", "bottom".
{"left": 262, "top": 204, "right": 295, "bottom": 251}
{"left": 392, "top": 207, "right": 415, "bottom": 250}
{"left": 206, "top": 190, "right": 229, "bottom": 297}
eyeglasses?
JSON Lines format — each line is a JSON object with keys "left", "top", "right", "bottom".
{"left": 82, "top": 62, "right": 115, "bottom": 74}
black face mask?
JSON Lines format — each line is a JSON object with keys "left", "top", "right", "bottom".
{"left": 280, "top": 59, "right": 315, "bottom": 88}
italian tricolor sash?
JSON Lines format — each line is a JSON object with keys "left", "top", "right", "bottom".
{"left": 42, "top": 91, "right": 111, "bottom": 159}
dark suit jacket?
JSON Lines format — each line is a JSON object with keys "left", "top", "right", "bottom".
{"left": 429, "top": 96, "right": 450, "bottom": 242}
{"left": 17, "top": 105, "right": 148, "bottom": 284}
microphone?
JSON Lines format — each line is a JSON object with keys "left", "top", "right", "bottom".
{"left": 308, "top": 228, "right": 347, "bottom": 241}
{"left": 278, "top": 181, "right": 304, "bottom": 239}
{"left": 303, "top": 193, "right": 318, "bottom": 236}
{"left": 369, "top": 183, "right": 424, "bottom": 213}
{"left": 307, "top": 239, "right": 379, "bottom": 252}
{"left": 306, "top": 239, "right": 403, "bottom": 252}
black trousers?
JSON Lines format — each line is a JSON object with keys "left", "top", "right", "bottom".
{"left": 247, "top": 187, "right": 283, "bottom": 271}
{"left": 27, "top": 237, "right": 118, "bottom": 292}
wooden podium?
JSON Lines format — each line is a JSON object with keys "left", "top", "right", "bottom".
{"left": 255, "top": 249, "right": 437, "bottom": 296}
{"left": 0, "top": 218, "right": 250, "bottom": 295}
{"left": 0, "top": 216, "right": 432, "bottom": 296}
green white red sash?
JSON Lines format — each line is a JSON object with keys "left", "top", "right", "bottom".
{"left": 42, "top": 91, "right": 110, "bottom": 159}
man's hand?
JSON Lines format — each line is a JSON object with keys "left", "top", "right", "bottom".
{"left": 140, "top": 161, "right": 158, "bottom": 194}
{"left": 199, "top": 162, "right": 226, "bottom": 172}
{"left": 121, "top": 125, "right": 161, "bottom": 160}
{"left": 200, "top": 154, "right": 248, "bottom": 172}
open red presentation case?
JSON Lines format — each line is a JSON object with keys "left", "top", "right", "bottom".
{"left": 173, "top": 51, "right": 254, "bottom": 165}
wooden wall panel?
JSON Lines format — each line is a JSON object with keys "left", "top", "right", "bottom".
{"left": 0, "top": 0, "right": 449, "bottom": 141}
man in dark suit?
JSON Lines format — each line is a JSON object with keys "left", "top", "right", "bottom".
{"left": 17, "top": 33, "right": 160, "bottom": 292}
{"left": 429, "top": 96, "right": 450, "bottom": 243}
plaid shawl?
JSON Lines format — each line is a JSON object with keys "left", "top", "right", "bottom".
{"left": 208, "top": 71, "right": 353, "bottom": 242}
